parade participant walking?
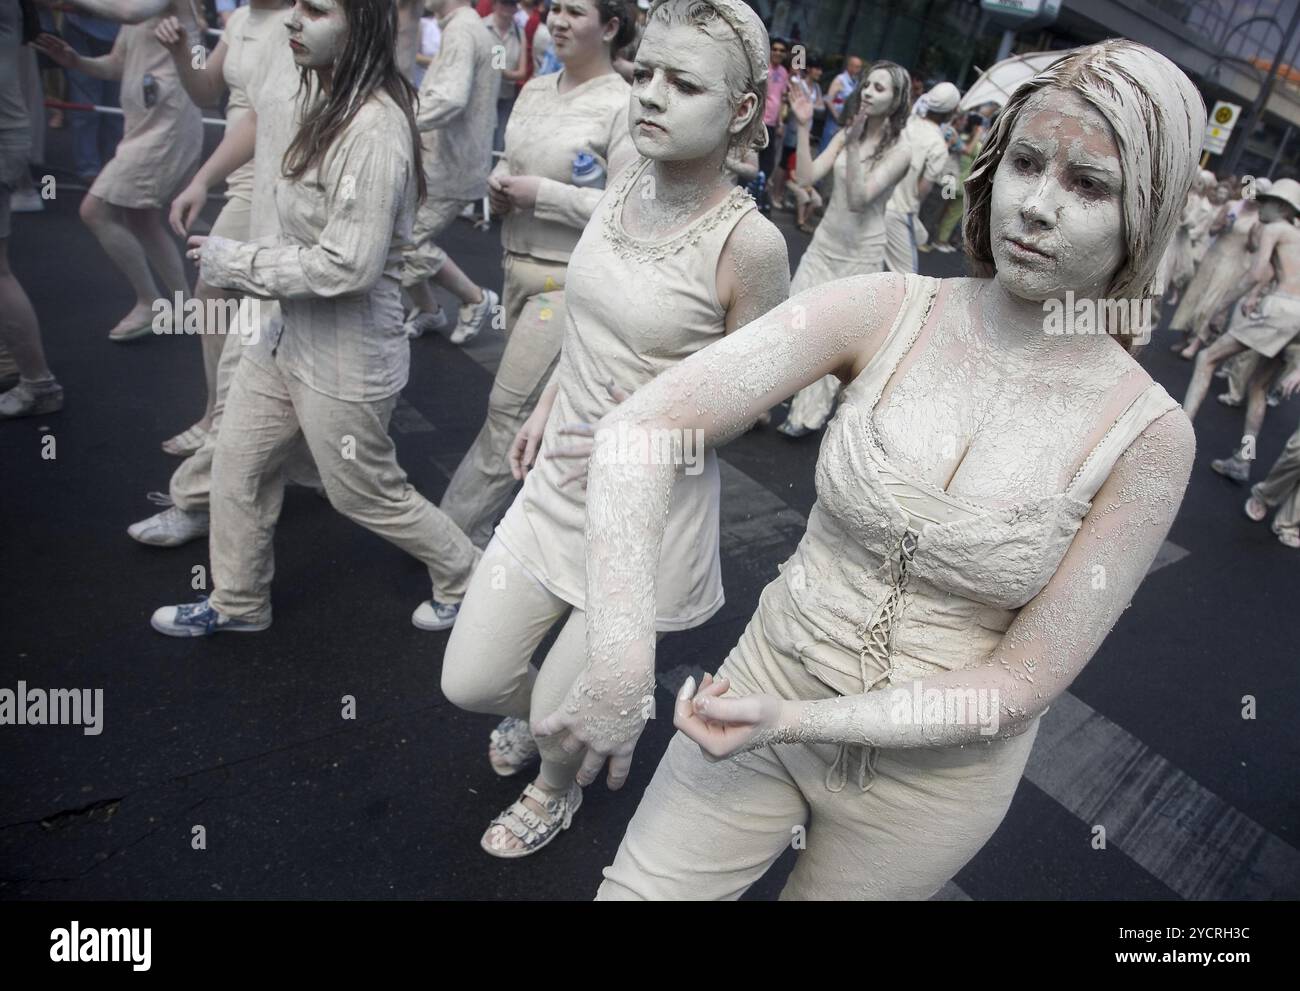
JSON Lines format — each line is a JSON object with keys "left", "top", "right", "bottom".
{"left": 0, "top": 0, "right": 62, "bottom": 419}
{"left": 1169, "top": 179, "right": 1263, "bottom": 360}
{"left": 775, "top": 61, "right": 912, "bottom": 438}
{"left": 539, "top": 40, "right": 1201, "bottom": 900}
{"left": 127, "top": 1, "right": 318, "bottom": 548}
{"left": 1244, "top": 376, "right": 1300, "bottom": 549}
{"left": 437, "top": 0, "right": 637, "bottom": 548}
{"left": 440, "top": 0, "right": 788, "bottom": 858}
{"left": 34, "top": 0, "right": 202, "bottom": 342}
{"left": 399, "top": 0, "right": 501, "bottom": 345}
{"left": 1184, "top": 178, "right": 1300, "bottom": 483}
{"left": 883, "top": 80, "right": 959, "bottom": 275}
{"left": 150, "top": 0, "right": 481, "bottom": 636}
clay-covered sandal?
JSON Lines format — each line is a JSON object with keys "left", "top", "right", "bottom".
{"left": 161, "top": 424, "right": 210, "bottom": 457}
{"left": 488, "top": 716, "right": 540, "bottom": 777}
{"left": 480, "top": 781, "right": 582, "bottom": 859}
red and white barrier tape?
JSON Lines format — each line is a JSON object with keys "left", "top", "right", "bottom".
{"left": 45, "top": 97, "right": 227, "bottom": 128}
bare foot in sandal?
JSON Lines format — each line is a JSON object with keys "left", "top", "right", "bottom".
{"left": 108, "top": 301, "right": 161, "bottom": 342}
{"left": 480, "top": 779, "right": 582, "bottom": 858}
{"left": 1244, "top": 495, "right": 1268, "bottom": 522}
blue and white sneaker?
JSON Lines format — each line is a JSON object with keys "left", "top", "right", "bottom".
{"left": 151, "top": 598, "right": 271, "bottom": 638}
{"left": 411, "top": 599, "right": 459, "bottom": 631}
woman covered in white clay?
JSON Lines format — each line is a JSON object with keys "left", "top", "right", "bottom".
{"left": 440, "top": 0, "right": 789, "bottom": 858}
{"left": 774, "top": 60, "right": 912, "bottom": 439}
{"left": 1155, "top": 167, "right": 1217, "bottom": 311}
{"left": 34, "top": 0, "right": 203, "bottom": 342}
{"left": 149, "top": 0, "right": 482, "bottom": 637}
{"left": 537, "top": 40, "right": 1202, "bottom": 899}
{"left": 436, "top": 0, "right": 639, "bottom": 551}
{"left": 1168, "top": 180, "right": 1261, "bottom": 361}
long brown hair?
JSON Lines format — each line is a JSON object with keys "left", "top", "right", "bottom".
{"left": 283, "top": 0, "right": 426, "bottom": 202}
{"left": 843, "top": 60, "right": 910, "bottom": 164}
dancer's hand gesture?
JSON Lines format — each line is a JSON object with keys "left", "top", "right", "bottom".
{"left": 674, "top": 673, "right": 797, "bottom": 760}
{"left": 33, "top": 34, "right": 79, "bottom": 71}
{"left": 1279, "top": 367, "right": 1300, "bottom": 400}
{"left": 551, "top": 380, "right": 631, "bottom": 488}
{"left": 154, "top": 16, "right": 188, "bottom": 54}
{"left": 787, "top": 86, "right": 814, "bottom": 129}
{"left": 845, "top": 102, "right": 870, "bottom": 146}
{"left": 532, "top": 655, "right": 657, "bottom": 790}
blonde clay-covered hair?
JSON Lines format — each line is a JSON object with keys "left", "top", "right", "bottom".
{"left": 646, "top": 0, "right": 770, "bottom": 155}
{"left": 962, "top": 40, "right": 1207, "bottom": 351}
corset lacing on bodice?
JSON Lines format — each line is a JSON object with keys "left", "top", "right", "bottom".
{"left": 828, "top": 526, "right": 920, "bottom": 792}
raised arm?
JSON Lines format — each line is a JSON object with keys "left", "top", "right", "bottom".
{"left": 791, "top": 86, "right": 840, "bottom": 185}
{"left": 198, "top": 112, "right": 411, "bottom": 300}
{"left": 33, "top": 29, "right": 125, "bottom": 81}
{"left": 531, "top": 271, "right": 908, "bottom": 786}
{"left": 689, "top": 408, "right": 1196, "bottom": 756}
{"left": 157, "top": 16, "right": 228, "bottom": 108}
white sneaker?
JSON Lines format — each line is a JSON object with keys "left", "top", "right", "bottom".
{"left": 10, "top": 189, "right": 44, "bottom": 213}
{"left": 404, "top": 306, "right": 450, "bottom": 339}
{"left": 412, "top": 599, "right": 459, "bottom": 631}
{"left": 0, "top": 379, "right": 63, "bottom": 419}
{"left": 450, "top": 288, "right": 499, "bottom": 346}
{"left": 128, "top": 493, "right": 209, "bottom": 547}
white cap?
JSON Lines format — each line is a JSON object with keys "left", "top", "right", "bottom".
{"left": 1260, "top": 177, "right": 1300, "bottom": 214}
{"left": 924, "top": 82, "right": 961, "bottom": 115}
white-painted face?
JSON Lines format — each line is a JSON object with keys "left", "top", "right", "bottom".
{"left": 548, "top": 0, "right": 617, "bottom": 64}
{"left": 285, "top": 0, "right": 349, "bottom": 72}
{"left": 629, "top": 19, "right": 746, "bottom": 161}
{"left": 858, "top": 67, "right": 895, "bottom": 119}
{"left": 989, "top": 88, "right": 1126, "bottom": 301}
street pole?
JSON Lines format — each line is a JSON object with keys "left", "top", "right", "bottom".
{"left": 1224, "top": 0, "right": 1300, "bottom": 175}
{"left": 995, "top": 27, "right": 1015, "bottom": 62}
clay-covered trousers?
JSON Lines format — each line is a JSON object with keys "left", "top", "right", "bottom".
{"left": 439, "top": 252, "right": 568, "bottom": 547}
{"left": 208, "top": 351, "right": 482, "bottom": 624}
{"left": 1252, "top": 418, "right": 1300, "bottom": 532}
{"left": 596, "top": 580, "right": 1038, "bottom": 901}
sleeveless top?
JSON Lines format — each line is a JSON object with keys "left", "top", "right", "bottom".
{"left": 774, "top": 274, "right": 1180, "bottom": 699}
{"left": 496, "top": 157, "right": 759, "bottom": 630}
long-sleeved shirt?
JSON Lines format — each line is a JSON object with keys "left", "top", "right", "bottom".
{"left": 200, "top": 93, "right": 418, "bottom": 403}
{"left": 496, "top": 69, "right": 635, "bottom": 264}
{"left": 416, "top": 4, "right": 499, "bottom": 202}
